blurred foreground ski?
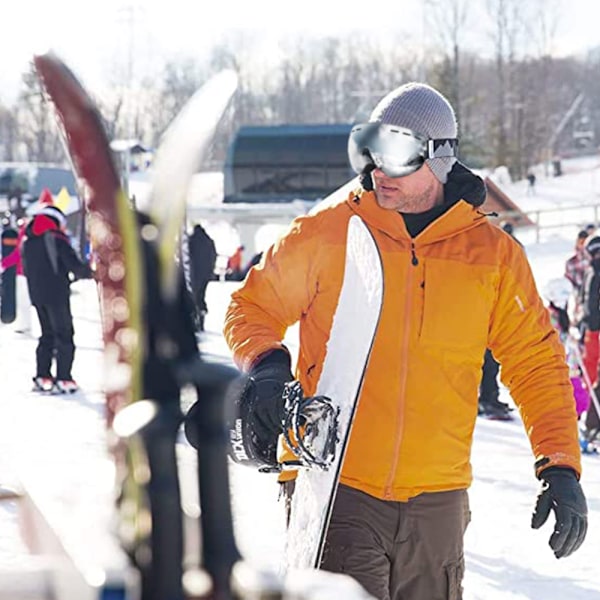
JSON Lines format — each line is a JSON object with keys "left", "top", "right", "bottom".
{"left": 35, "top": 51, "right": 240, "bottom": 600}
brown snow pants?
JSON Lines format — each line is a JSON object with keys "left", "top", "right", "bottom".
{"left": 320, "top": 485, "right": 470, "bottom": 600}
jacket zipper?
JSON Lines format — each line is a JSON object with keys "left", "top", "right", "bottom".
{"left": 384, "top": 243, "right": 418, "bottom": 498}
{"left": 410, "top": 242, "right": 419, "bottom": 266}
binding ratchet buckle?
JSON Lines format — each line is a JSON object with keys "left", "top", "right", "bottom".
{"left": 281, "top": 381, "right": 339, "bottom": 471}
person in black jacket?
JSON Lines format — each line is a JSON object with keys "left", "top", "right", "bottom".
{"left": 22, "top": 205, "right": 92, "bottom": 393}
{"left": 187, "top": 224, "right": 217, "bottom": 332}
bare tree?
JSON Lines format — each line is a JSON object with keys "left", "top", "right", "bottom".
{"left": 525, "top": 0, "right": 561, "bottom": 58}
{"left": 0, "top": 103, "right": 19, "bottom": 161}
{"left": 16, "top": 63, "right": 64, "bottom": 163}
{"left": 427, "top": 0, "right": 471, "bottom": 125}
{"left": 4, "top": 22, "right": 600, "bottom": 180}
{"left": 521, "top": 0, "right": 563, "bottom": 171}
{"left": 485, "top": 0, "right": 526, "bottom": 171}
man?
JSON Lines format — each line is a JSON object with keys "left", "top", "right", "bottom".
{"left": 223, "top": 83, "right": 587, "bottom": 600}
{"left": 187, "top": 223, "right": 217, "bottom": 331}
{"left": 22, "top": 204, "right": 91, "bottom": 393}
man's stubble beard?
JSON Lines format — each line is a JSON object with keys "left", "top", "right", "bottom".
{"left": 375, "top": 178, "right": 440, "bottom": 213}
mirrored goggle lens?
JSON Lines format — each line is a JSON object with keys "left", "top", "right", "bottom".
{"left": 348, "top": 122, "right": 458, "bottom": 178}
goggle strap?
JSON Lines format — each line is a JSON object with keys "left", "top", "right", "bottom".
{"left": 427, "top": 138, "right": 458, "bottom": 159}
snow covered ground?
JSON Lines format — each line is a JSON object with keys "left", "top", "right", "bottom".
{"left": 1, "top": 163, "right": 600, "bottom": 598}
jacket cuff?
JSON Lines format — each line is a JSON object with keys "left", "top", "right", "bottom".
{"left": 535, "top": 453, "right": 582, "bottom": 480}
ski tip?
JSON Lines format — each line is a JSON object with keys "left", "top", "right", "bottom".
{"left": 33, "top": 51, "right": 88, "bottom": 109}
{"left": 33, "top": 50, "right": 64, "bottom": 76}
{"left": 32, "top": 47, "right": 54, "bottom": 61}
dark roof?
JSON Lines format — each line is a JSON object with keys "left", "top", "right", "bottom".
{"left": 482, "top": 177, "right": 534, "bottom": 226}
{"left": 235, "top": 124, "right": 352, "bottom": 138}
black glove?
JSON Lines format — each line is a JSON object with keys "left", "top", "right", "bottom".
{"left": 248, "top": 349, "right": 293, "bottom": 442}
{"left": 531, "top": 467, "right": 588, "bottom": 558}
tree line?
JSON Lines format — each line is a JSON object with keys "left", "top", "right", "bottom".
{"left": 1, "top": 0, "right": 599, "bottom": 181}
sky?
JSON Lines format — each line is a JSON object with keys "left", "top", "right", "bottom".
{"left": 2, "top": 157, "right": 600, "bottom": 596}
{"left": 2, "top": 0, "right": 600, "bottom": 105}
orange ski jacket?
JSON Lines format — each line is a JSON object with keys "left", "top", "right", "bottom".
{"left": 224, "top": 177, "right": 581, "bottom": 501}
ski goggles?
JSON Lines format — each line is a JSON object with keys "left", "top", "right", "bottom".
{"left": 348, "top": 122, "right": 459, "bottom": 178}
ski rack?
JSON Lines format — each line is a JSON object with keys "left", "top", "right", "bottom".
{"left": 34, "top": 52, "right": 242, "bottom": 600}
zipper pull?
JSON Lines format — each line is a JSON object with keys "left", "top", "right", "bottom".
{"left": 410, "top": 243, "right": 419, "bottom": 266}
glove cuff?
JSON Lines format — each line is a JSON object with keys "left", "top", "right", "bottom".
{"left": 537, "top": 465, "right": 579, "bottom": 481}
{"left": 251, "top": 348, "right": 292, "bottom": 375}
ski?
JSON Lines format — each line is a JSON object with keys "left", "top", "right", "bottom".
{"left": 34, "top": 51, "right": 239, "bottom": 600}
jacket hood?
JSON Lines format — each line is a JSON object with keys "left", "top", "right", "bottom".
{"left": 443, "top": 161, "right": 486, "bottom": 207}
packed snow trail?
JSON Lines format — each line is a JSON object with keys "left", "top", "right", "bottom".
{"left": 0, "top": 245, "right": 599, "bottom": 598}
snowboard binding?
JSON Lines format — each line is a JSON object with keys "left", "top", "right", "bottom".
{"left": 281, "top": 380, "right": 339, "bottom": 471}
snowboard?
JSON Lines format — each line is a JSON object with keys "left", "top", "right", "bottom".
{"left": 286, "top": 213, "right": 384, "bottom": 570}
{"left": 0, "top": 227, "right": 18, "bottom": 323}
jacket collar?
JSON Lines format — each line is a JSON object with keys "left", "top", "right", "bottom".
{"left": 29, "top": 215, "right": 61, "bottom": 237}
{"left": 347, "top": 162, "right": 488, "bottom": 244}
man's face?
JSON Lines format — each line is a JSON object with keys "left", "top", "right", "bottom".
{"left": 372, "top": 162, "right": 443, "bottom": 213}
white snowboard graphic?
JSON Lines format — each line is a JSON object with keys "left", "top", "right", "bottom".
{"left": 285, "top": 214, "right": 384, "bottom": 570}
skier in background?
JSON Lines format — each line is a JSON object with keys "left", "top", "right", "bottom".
{"left": 187, "top": 223, "right": 217, "bottom": 332}
{"left": 221, "top": 83, "right": 587, "bottom": 599}
{"left": 1, "top": 188, "right": 57, "bottom": 334}
{"left": 22, "top": 205, "right": 92, "bottom": 393}
{"left": 579, "top": 235, "right": 600, "bottom": 446}
{"left": 226, "top": 245, "right": 245, "bottom": 281}
{"left": 565, "top": 229, "right": 590, "bottom": 295}
{"left": 477, "top": 348, "right": 513, "bottom": 419}
{"left": 544, "top": 277, "right": 590, "bottom": 419}
{"left": 526, "top": 170, "right": 536, "bottom": 195}
{"left": 565, "top": 229, "right": 590, "bottom": 332}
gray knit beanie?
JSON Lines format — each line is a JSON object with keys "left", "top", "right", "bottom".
{"left": 369, "top": 82, "right": 457, "bottom": 183}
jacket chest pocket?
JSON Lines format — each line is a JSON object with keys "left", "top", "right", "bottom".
{"left": 419, "top": 260, "right": 496, "bottom": 356}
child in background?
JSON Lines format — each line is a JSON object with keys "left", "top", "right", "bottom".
{"left": 544, "top": 277, "right": 591, "bottom": 418}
